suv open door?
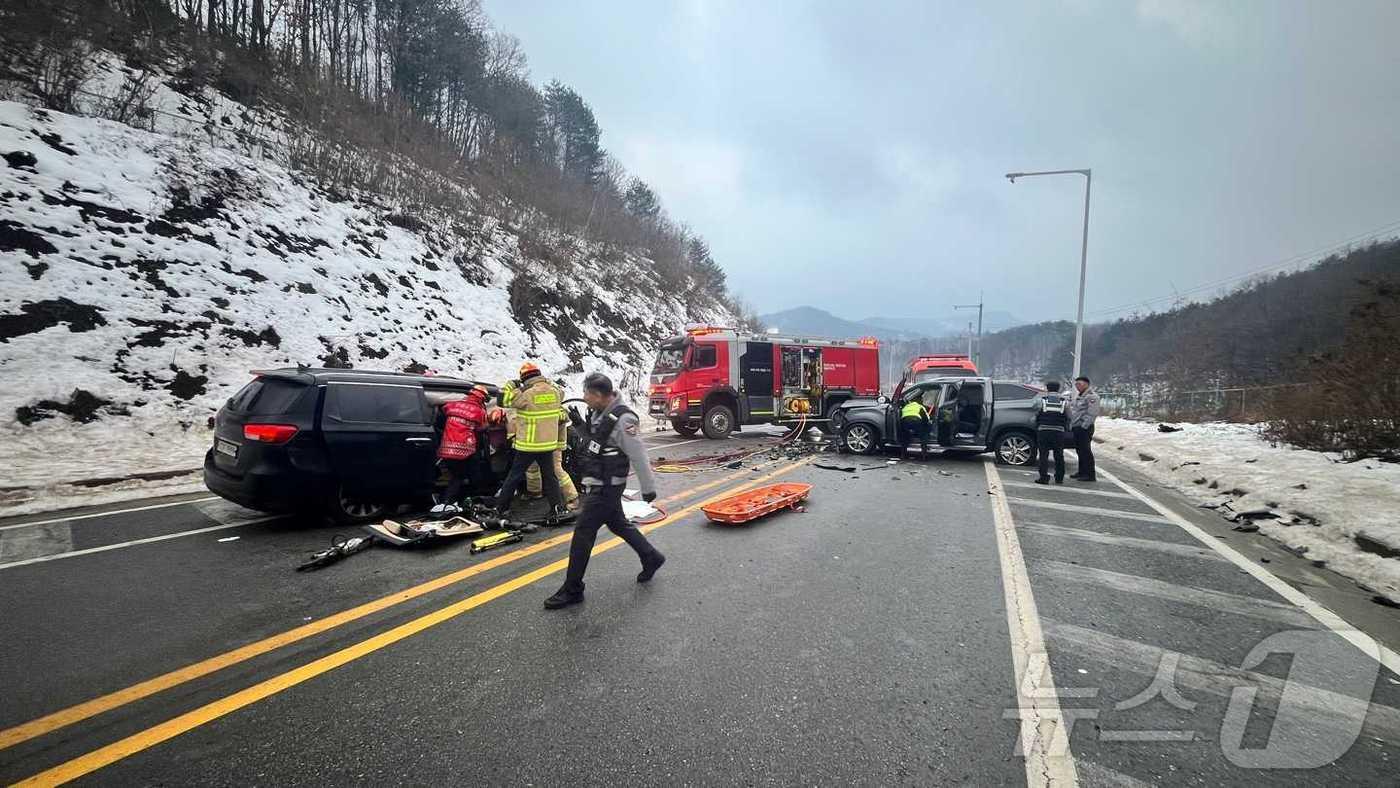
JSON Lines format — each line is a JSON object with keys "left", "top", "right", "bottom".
{"left": 937, "top": 380, "right": 991, "bottom": 448}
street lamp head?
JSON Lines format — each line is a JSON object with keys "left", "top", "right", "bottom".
{"left": 1005, "top": 173, "right": 1019, "bottom": 183}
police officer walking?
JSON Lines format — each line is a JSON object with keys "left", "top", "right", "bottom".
{"left": 1034, "top": 381, "right": 1069, "bottom": 485}
{"left": 544, "top": 372, "right": 665, "bottom": 610}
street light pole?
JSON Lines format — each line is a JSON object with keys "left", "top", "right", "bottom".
{"left": 953, "top": 293, "right": 984, "bottom": 368}
{"left": 1005, "top": 169, "right": 1092, "bottom": 380}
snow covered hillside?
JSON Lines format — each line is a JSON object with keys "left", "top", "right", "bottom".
{"left": 0, "top": 70, "right": 734, "bottom": 512}
{"left": 1098, "top": 418, "right": 1400, "bottom": 605}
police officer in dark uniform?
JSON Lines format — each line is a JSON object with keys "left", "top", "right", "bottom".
{"left": 1035, "top": 381, "right": 1069, "bottom": 484}
{"left": 544, "top": 373, "right": 665, "bottom": 610}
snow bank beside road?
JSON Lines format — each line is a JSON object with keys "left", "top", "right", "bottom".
{"left": 0, "top": 80, "right": 732, "bottom": 515}
{"left": 1097, "top": 418, "right": 1400, "bottom": 604}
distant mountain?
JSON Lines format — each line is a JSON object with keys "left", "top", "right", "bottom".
{"left": 862, "top": 311, "right": 1022, "bottom": 337}
{"left": 759, "top": 306, "right": 1022, "bottom": 342}
{"left": 757, "top": 306, "right": 923, "bottom": 340}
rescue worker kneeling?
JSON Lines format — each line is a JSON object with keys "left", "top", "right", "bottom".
{"left": 544, "top": 372, "right": 664, "bottom": 610}
{"left": 899, "top": 397, "right": 932, "bottom": 458}
{"left": 492, "top": 363, "right": 566, "bottom": 518}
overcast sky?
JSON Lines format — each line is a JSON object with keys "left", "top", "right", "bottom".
{"left": 484, "top": 0, "right": 1400, "bottom": 324}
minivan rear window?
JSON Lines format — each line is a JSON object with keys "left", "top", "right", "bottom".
{"left": 227, "top": 378, "right": 308, "bottom": 415}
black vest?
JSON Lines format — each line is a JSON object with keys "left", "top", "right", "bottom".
{"left": 1036, "top": 394, "right": 1068, "bottom": 430}
{"left": 578, "top": 402, "right": 636, "bottom": 481}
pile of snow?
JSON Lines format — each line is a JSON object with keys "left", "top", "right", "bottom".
{"left": 1098, "top": 418, "right": 1400, "bottom": 604}
{"left": 0, "top": 72, "right": 733, "bottom": 514}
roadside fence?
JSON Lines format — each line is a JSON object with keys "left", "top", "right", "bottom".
{"left": 1099, "top": 383, "right": 1309, "bottom": 423}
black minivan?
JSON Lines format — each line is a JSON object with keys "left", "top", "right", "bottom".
{"left": 204, "top": 368, "right": 502, "bottom": 523}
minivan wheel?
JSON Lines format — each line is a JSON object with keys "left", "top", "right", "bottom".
{"left": 327, "top": 486, "right": 389, "bottom": 524}
{"left": 995, "top": 432, "right": 1035, "bottom": 466}
{"left": 701, "top": 405, "right": 735, "bottom": 440}
{"left": 842, "top": 422, "right": 879, "bottom": 455}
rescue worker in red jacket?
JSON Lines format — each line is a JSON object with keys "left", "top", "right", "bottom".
{"left": 432, "top": 386, "right": 489, "bottom": 514}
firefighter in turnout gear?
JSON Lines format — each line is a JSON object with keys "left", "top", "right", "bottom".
{"left": 1035, "top": 380, "right": 1069, "bottom": 484}
{"left": 492, "top": 363, "right": 566, "bottom": 517}
{"left": 525, "top": 441, "right": 580, "bottom": 509}
{"left": 899, "top": 397, "right": 932, "bottom": 458}
{"left": 522, "top": 369, "right": 579, "bottom": 508}
{"left": 544, "top": 373, "right": 665, "bottom": 610}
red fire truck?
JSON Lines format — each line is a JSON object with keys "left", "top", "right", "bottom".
{"left": 648, "top": 326, "right": 881, "bottom": 439}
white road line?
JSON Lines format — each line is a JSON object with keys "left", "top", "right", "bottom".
{"left": 1100, "top": 467, "right": 1400, "bottom": 678}
{"left": 1033, "top": 559, "right": 1318, "bottom": 627}
{"left": 643, "top": 437, "right": 705, "bottom": 450}
{"left": 1003, "top": 482, "right": 1136, "bottom": 501}
{"left": 1019, "top": 521, "right": 1229, "bottom": 562}
{"left": 1005, "top": 497, "right": 1170, "bottom": 525}
{"left": 984, "top": 460, "right": 1080, "bottom": 787}
{"left": 0, "top": 517, "right": 278, "bottom": 571}
{"left": 0, "top": 496, "right": 221, "bottom": 532}
{"left": 1043, "top": 619, "right": 1400, "bottom": 744}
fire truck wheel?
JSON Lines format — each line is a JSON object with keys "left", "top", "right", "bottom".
{"left": 701, "top": 405, "right": 735, "bottom": 440}
{"left": 671, "top": 420, "right": 698, "bottom": 437}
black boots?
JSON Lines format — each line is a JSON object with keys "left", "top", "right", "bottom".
{"left": 637, "top": 552, "right": 666, "bottom": 583}
{"left": 544, "top": 588, "right": 584, "bottom": 609}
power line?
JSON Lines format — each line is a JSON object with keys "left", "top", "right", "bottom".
{"left": 1089, "top": 217, "right": 1400, "bottom": 318}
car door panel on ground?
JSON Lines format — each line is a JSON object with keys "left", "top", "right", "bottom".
{"left": 320, "top": 382, "right": 438, "bottom": 498}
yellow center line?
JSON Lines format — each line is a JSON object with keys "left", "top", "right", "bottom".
{"left": 16, "top": 458, "right": 812, "bottom": 787}
{"left": 0, "top": 463, "right": 772, "bottom": 753}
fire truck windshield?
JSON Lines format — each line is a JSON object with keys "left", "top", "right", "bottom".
{"left": 653, "top": 343, "right": 687, "bottom": 374}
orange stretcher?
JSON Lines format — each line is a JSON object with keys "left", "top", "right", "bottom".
{"left": 702, "top": 482, "right": 813, "bottom": 524}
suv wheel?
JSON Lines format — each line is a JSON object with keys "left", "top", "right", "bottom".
{"left": 327, "top": 485, "right": 389, "bottom": 524}
{"left": 995, "top": 432, "right": 1035, "bottom": 466}
{"left": 842, "top": 422, "right": 880, "bottom": 455}
{"left": 701, "top": 405, "right": 735, "bottom": 440}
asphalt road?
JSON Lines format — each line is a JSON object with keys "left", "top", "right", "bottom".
{"left": 1, "top": 429, "right": 1397, "bottom": 786}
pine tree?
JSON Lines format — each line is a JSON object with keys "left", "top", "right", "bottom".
{"left": 623, "top": 179, "right": 660, "bottom": 220}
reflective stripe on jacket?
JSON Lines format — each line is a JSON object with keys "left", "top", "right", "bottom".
{"left": 438, "top": 398, "right": 486, "bottom": 459}
{"left": 511, "top": 377, "right": 565, "bottom": 452}
{"left": 900, "top": 401, "right": 928, "bottom": 422}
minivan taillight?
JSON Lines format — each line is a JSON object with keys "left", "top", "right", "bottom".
{"left": 243, "top": 424, "right": 298, "bottom": 444}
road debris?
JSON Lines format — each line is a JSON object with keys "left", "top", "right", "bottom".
{"left": 296, "top": 534, "right": 374, "bottom": 571}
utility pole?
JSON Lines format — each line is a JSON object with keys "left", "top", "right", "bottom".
{"left": 953, "top": 292, "right": 983, "bottom": 368}
{"left": 1005, "top": 169, "right": 1092, "bottom": 379}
